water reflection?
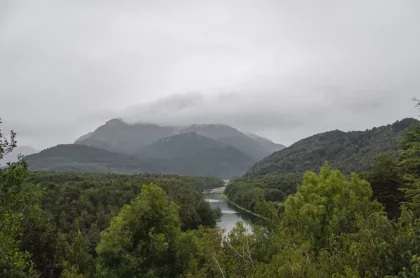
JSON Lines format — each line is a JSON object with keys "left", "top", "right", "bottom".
{"left": 204, "top": 189, "right": 253, "bottom": 234}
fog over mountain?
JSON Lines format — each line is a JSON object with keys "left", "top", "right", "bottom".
{"left": 1, "top": 0, "right": 419, "bottom": 149}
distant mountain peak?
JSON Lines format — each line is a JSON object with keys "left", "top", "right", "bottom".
{"left": 105, "top": 118, "right": 161, "bottom": 127}
{"left": 190, "top": 123, "right": 235, "bottom": 128}
{"left": 76, "top": 118, "right": 285, "bottom": 161}
{"left": 156, "top": 132, "right": 200, "bottom": 143}
{"left": 105, "top": 118, "right": 126, "bottom": 125}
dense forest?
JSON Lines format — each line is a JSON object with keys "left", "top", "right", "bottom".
{"left": 247, "top": 118, "right": 417, "bottom": 176}
{"left": 226, "top": 118, "right": 417, "bottom": 217}
{"left": 2, "top": 117, "right": 420, "bottom": 277}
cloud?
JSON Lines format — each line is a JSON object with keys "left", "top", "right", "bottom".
{"left": 121, "top": 88, "right": 416, "bottom": 145}
{"left": 0, "top": 0, "right": 419, "bottom": 148}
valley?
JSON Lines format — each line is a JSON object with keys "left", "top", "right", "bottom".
{"left": 26, "top": 119, "right": 284, "bottom": 178}
{"left": 2, "top": 116, "right": 420, "bottom": 277}
{"left": 203, "top": 187, "right": 253, "bottom": 234}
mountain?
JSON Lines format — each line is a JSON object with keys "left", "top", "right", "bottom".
{"left": 140, "top": 132, "right": 227, "bottom": 159}
{"left": 0, "top": 146, "right": 37, "bottom": 165}
{"left": 26, "top": 144, "right": 164, "bottom": 174}
{"left": 26, "top": 136, "right": 253, "bottom": 177}
{"left": 246, "top": 118, "right": 418, "bottom": 177}
{"left": 179, "top": 124, "right": 243, "bottom": 139}
{"left": 76, "top": 118, "right": 175, "bottom": 154}
{"left": 75, "top": 132, "right": 93, "bottom": 143}
{"left": 178, "top": 124, "right": 274, "bottom": 160}
{"left": 76, "top": 120, "right": 285, "bottom": 161}
{"left": 247, "top": 133, "right": 286, "bottom": 153}
{"left": 138, "top": 132, "right": 254, "bottom": 177}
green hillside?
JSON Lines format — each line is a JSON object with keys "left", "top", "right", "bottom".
{"left": 179, "top": 124, "right": 277, "bottom": 160}
{"left": 226, "top": 118, "right": 418, "bottom": 214}
{"left": 76, "top": 118, "right": 175, "bottom": 154}
{"left": 246, "top": 118, "right": 418, "bottom": 177}
{"left": 26, "top": 144, "right": 164, "bottom": 174}
{"left": 139, "top": 132, "right": 254, "bottom": 177}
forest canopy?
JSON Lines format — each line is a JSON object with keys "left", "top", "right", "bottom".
{"left": 2, "top": 118, "right": 420, "bottom": 277}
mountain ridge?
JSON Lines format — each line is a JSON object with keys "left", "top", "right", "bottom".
{"left": 0, "top": 146, "right": 38, "bottom": 165}
{"left": 246, "top": 118, "right": 418, "bottom": 177}
{"left": 75, "top": 119, "right": 284, "bottom": 161}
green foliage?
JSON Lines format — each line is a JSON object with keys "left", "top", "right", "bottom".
{"left": 28, "top": 172, "right": 221, "bottom": 235}
{"left": 61, "top": 231, "right": 94, "bottom": 277}
{"left": 26, "top": 144, "right": 165, "bottom": 174}
{"left": 400, "top": 123, "right": 420, "bottom": 216}
{"left": 225, "top": 173, "right": 302, "bottom": 212}
{"left": 247, "top": 118, "right": 418, "bottom": 177}
{"left": 96, "top": 184, "right": 181, "bottom": 277}
{"left": 360, "top": 153, "right": 405, "bottom": 218}
{"left": 4, "top": 117, "right": 420, "bottom": 277}
{"left": 247, "top": 164, "right": 420, "bottom": 277}
{"left": 0, "top": 120, "right": 39, "bottom": 277}
{"left": 0, "top": 118, "right": 17, "bottom": 163}
{"left": 283, "top": 163, "right": 383, "bottom": 249}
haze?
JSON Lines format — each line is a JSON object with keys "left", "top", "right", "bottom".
{"left": 1, "top": 0, "right": 419, "bottom": 149}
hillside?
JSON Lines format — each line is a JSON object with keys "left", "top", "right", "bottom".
{"left": 76, "top": 120, "right": 285, "bottom": 161}
{"left": 179, "top": 124, "right": 242, "bottom": 139}
{"left": 26, "top": 138, "right": 253, "bottom": 177}
{"left": 26, "top": 144, "right": 164, "bottom": 174}
{"left": 74, "top": 131, "right": 93, "bottom": 143}
{"left": 246, "top": 118, "right": 418, "bottom": 177}
{"left": 138, "top": 132, "right": 254, "bottom": 177}
{"left": 76, "top": 118, "right": 175, "bottom": 154}
{"left": 139, "top": 132, "right": 226, "bottom": 159}
{"left": 247, "top": 133, "right": 286, "bottom": 153}
{"left": 0, "top": 146, "right": 37, "bottom": 165}
{"left": 179, "top": 124, "right": 275, "bottom": 160}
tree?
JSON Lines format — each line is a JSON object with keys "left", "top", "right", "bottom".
{"left": 96, "top": 184, "right": 182, "bottom": 278}
{"left": 399, "top": 122, "right": 420, "bottom": 216}
{"left": 362, "top": 153, "right": 404, "bottom": 218}
{"left": 283, "top": 163, "right": 383, "bottom": 250}
{"left": 0, "top": 118, "right": 16, "bottom": 164}
{"left": 60, "top": 230, "right": 93, "bottom": 278}
{"left": 0, "top": 119, "right": 37, "bottom": 277}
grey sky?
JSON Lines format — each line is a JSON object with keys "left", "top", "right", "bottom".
{"left": 1, "top": 0, "right": 419, "bottom": 149}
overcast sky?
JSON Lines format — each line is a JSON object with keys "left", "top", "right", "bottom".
{"left": 1, "top": 0, "right": 420, "bottom": 149}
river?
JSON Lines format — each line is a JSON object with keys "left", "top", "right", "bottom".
{"left": 203, "top": 187, "right": 254, "bottom": 234}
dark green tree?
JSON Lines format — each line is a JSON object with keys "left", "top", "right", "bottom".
{"left": 0, "top": 119, "right": 36, "bottom": 277}
{"left": 362, "top": 153, "right": 404, "bottom": 218}
{"left": 399, "top": 123, "right": 420, "bottom": 216}
{"left": 96, "top": 184, "right": 182, "bottom": 278}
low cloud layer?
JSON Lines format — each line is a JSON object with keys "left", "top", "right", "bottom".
{"left": 122, "top": 89, "right": 417, "bottom": 145}
{"left": 1, "top": 0, "right": 419, "bottom": 148}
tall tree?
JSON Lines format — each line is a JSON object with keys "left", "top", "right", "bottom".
{"left": 399, "top": 122, "right": 420, "bottom": 216}
{"left": 0, "top": 119, "right": 36, "bottom": 277}
{"left": 283, "top": 163, "right": 383, "bottom": 250}
{"left": 96, "top": 184, "right": 182, "bottom": 278}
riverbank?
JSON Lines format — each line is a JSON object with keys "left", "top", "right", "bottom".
{"left": 210, "top": 186, "right": 226, "bottom": 194}
{"left": 221, "top": 194, "right": 267, "bottom": 220}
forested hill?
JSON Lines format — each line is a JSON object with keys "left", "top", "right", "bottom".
{"left": 0, "top": 145, "right": 37, "bottom": 164}
{"left": 26, "top": 144, "right": 164, "bottom": 174}
{"left": 138, "top": 132, "right": 254, "bottom": 177}
{"left": 76, "top": 119, "right": 176, "bottom": 154}
{"left": 26, "top": 139, "right": 253, "bottom": 177}
{"left": 139, "top": 132, "right": 228, "bottom": 159}
{"left": 76, "top": 120, "right": 285, "bottom": 161}
{"left": 246, "top": 118, "right": 418, "bottom": 177}
{"left": 179, "top": 124, "right": 284, "bottom": 160}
